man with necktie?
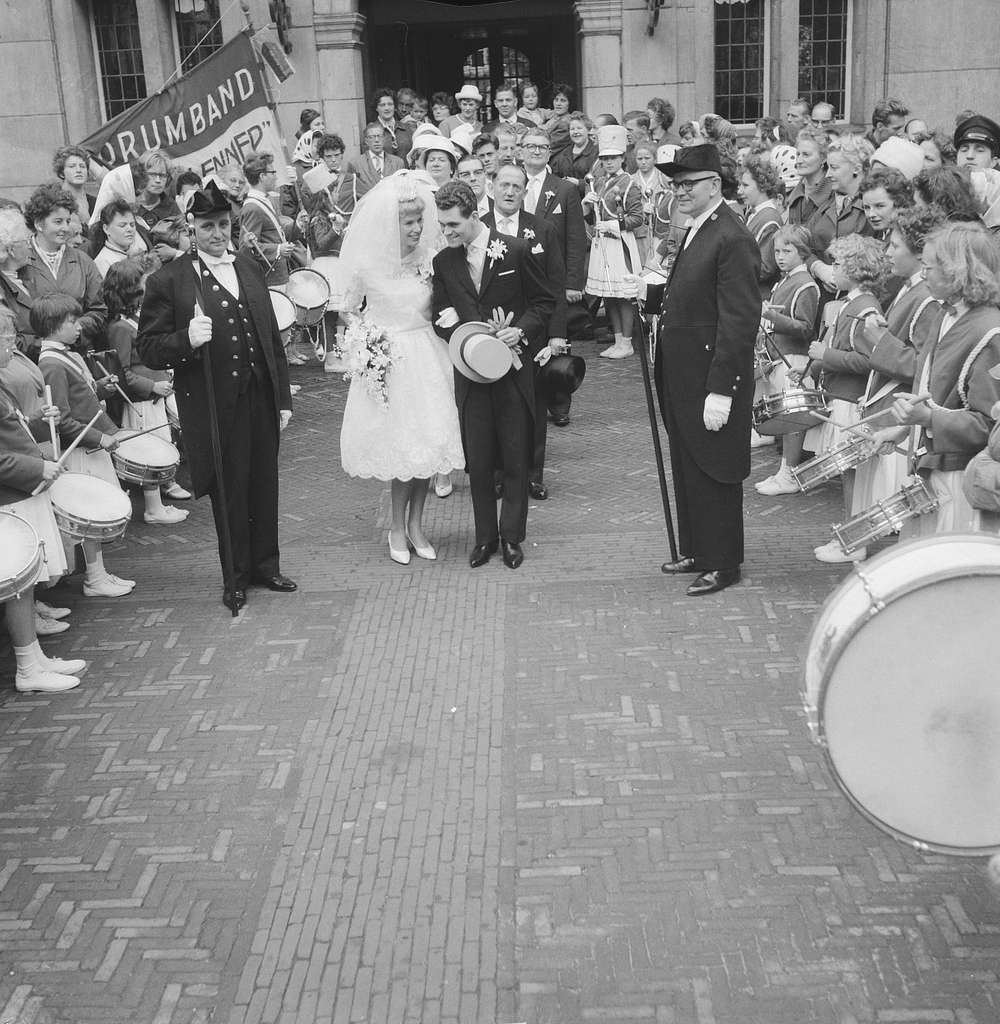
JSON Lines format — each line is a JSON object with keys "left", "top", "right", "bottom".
{"left": 336, "top": 124, "right": 405, "bottom": 217}
{"left": 432, "top": 181, "right": 555, "bottom": 568}
{"left": 138, "top": 182, "right": 296, "bottom": 612}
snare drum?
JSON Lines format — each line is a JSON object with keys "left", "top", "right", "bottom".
{"left": 49, "top": 473, "right": 132, "bottom": 543}
{"left": 312, "top": 256, "right": 348, "bottom": 311}
{"left": 752, "top": 387, "right": 829, "bottom": 436}
{"left": 112, "top": 433, "right": 179, "bottom": 486}
{"left": 286, "top": 268, "right": 330, "bottom": 326}
{"left": 792, "top": 434, "right": 878, "bottom": 492}
{"left": 833, "top": 476, "right": 938, "bottom": 554}
{"left": 269, "top": 289, "right": 296, "bottom": 338}
{"left": 803, "top": 533, "right": 1000, "bottom": 855}
{"left": 0, "top": 510, "right": 43, "bottom": 602}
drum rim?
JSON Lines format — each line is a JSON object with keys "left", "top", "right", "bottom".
{"left": 808, "top": 534, "right": 1000, "bottom": 855}
{"left": 0, "top": 510, "right": 44, "bottom": 599}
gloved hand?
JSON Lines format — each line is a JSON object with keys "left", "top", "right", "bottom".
{"left": 703, "top": 392, "right": 732, "bottom": 431}
{"left": 188, "top": 309, "right": 213, "bottom": 349}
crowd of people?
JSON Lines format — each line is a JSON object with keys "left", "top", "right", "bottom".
{"left": 4, "top": 75, "right": 1000, "bottom": 689}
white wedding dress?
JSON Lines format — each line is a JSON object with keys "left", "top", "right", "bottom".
{"left": 339, "top": 265, "right": 464, "bottom": 481}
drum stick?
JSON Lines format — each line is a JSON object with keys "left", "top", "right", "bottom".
{"left": 43, "top": 384, "right": 59, "bottom": 459}
{"left": 841, "top": 394, "right": 931, "bottom": 436}
{"left": 83, "top": 419, "right": 168, "bottom": 454}
{"left": 91, "top": 354, "right": 143, "bottom": 421}
{"left": 31, "top": 411, "right": 102, "bottom": 494}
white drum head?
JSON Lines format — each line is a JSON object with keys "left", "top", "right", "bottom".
{"left": 116, "top": 433, "right": 179, "bottom": 469}
{"left": 269, "top": 290, "right": 296, "bottom": 332}
{"left": 822, "top": 573, "right": 1000, "bottom": 854}
{"left": 286, "top": 268, "right": 329, "bottom": 309}
{"left": 50, "top": 473, "right": 132, "bottom": 521}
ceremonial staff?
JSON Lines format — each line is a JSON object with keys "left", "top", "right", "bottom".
{"left": 189, "top": 233, "right": 239, "bottom": 617}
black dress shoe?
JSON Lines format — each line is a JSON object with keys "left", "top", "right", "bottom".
{"left": 552, "top": 414, "right": 570, "bottom": 427}
{"left": 501, "top": 539, "right": 524, "bottom": 569}
{"left": 252, "top": 573, "right": 298, "bottom": 592}
{"left": 661, "top": 556, "right": 697, "bottom": 574}
{"left": 528, "top": 481, "right": 548, "bottom": 500}
{"left": 222, "top": 588, "right": 247, "bottom": 612}
{"left": 686, "top": 568, "right": 741, "bottom": 597}
{"left": 469, "top": 540, "right": 499, "bottom": 568}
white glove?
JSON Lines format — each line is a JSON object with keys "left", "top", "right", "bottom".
{"left": 188, "top": 314, "right": 213, "bottom": 349}
{"left": 703, "top": 393, "right": 732, "bottom": 432}
{"left": 435, "top": 306, "right": 460, "bottom": 329}
{"left": 279, "top": 409, "right": 292, "bottom": 432}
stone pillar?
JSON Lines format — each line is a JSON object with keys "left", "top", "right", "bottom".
{"left": 314, "top": 1, "right": 367, "bottom": 152}
{"left": 575, "top": 0, "right": 624, "bottom": 117}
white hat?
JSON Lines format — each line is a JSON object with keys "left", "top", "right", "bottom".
{"left": 449, "top": 322, "right": 513, "bottom": 383}
{"left": 655, "top": 143, "right": 679, "bottom": 166}
{"left": 417, "top": 136, "right": 461, "bottom": 166}
{"left": 410, "top": 123, "right": 446, "bottom": 154}
{"left": 597, "top": 125, "right": 628, "bottom": 157}
{"left": 871, "top": 136, "right": 924, "bottom": 181}
{"left": 450, "top": 122, "right": 479, "bottom": 157}
{"left": 455, "top": 84, "right": 483, "bottom": 104}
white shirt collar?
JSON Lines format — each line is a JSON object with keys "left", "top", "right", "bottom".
{"left": 469, "top": 223, "right": 490, "bottom": 250}
{"left": 496, "top": 210, "right": 519, "bottom": 232}
{"left": 685, "top": 198, "right": 725, "bottom": 236}
{"left": 845, "top": 286, "right": 865, "bottom": 301}
{"left": 197, "top": 248, "right": 236, "bottom": 266}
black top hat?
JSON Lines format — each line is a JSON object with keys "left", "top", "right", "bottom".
{"left": 187, "top": 181, "right": 233, "bottom": 217}
{"left": 655, "top": 143, "right": 724, "bottom": 177}
{"left": 954, "top": 115, "right": 1000, "bottom": 156}
{"left": 536, "top": 353, "right": 586, "bottom": 401}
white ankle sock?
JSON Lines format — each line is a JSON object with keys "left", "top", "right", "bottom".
{"left": 13, "top": 641, "right": 44, "bottom": 674}
{"left": 143, "top": 487, "right": 166, "bottom": 514}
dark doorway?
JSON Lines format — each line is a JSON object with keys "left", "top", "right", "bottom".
{"left": 365, "top": 3, "right": 577, "bottom": 127}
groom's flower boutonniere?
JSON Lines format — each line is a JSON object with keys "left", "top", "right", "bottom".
{"left": 522, "top": 228, "right": 535, "bottom": 239}
{"left": 487, "top": 238, "right": 508, "bottom": 267}
{"left": 544, "top": 189, "right": 555, "bottom": 203}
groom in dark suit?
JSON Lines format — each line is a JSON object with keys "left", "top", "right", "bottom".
{"left": 432, "top": 181, "right": 555, "bottom": 568}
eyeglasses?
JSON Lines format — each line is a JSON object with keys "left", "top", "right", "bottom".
{"left": 146, "top": 171, "right": 168, "bottom": 180}
{"left": 674, "top": 175, "right": 719, "bottom": 193}
{"left": 521, "top": 143, "right": 549, "bottom": 152}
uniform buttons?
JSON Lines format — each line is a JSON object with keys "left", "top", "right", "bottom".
{"left": 232, "top": 371, "right": 238, "bottom": 377}
{"left": 212, "top": 284, "right": 220, "bottom": 292}
{"left": 705, "top": 345, "right": 710, "bottom": 351}
{"left": 228, "top": 318, "right": 235, "bottom": 325}
{"left": 232, "top": 336, "right": 238, "bottom": 342}
{"left": 735, "top": 375, "right": 741, "bottom": 381}
{"left": 221, "top": 300, "right": 229, "bottom": 308}
{"left": 233, "top": 354, "right": 238, "bottom": 360}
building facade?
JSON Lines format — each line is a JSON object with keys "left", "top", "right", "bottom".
{"left": 2, "top": 0, "right": 998, "bottom": 200}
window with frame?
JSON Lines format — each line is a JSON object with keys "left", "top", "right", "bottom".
{"left": 461, "top": 36, "right": 532, "bottom": 124}
{"left": 713, "top": 0, "right": 767, "bottom": 125}
{"left": 175, "top": 0, "right": 224, "bottom": 75}
{"left": 92, "top": 0, "right": 147, "bottom": 120}
{"left": 798, "top": 0, "right": 851, "bottom": 119}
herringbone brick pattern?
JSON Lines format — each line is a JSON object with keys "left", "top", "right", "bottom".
{"left": 0, "top": 342, "right": 996, "bottom": 1024}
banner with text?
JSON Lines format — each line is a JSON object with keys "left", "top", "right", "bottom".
{"left": 80, "top": 33, "right": 288, "bottom": 181}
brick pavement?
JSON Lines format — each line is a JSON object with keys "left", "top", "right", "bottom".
{"left": 1, "top": 342, "right": 998, "bottom": 1024}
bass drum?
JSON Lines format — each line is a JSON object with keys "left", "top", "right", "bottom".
{"left": 803, "top": 533, "right": 1000, "bottom": 855}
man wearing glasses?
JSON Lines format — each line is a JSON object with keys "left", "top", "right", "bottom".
{"left": 811, "top": 101, "right": 836, "bottom": 131}
{"left": 629, "top": 144, "right": 760, "bottom": 596}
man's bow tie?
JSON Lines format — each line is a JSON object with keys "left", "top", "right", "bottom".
{"left": 200, "top": 252, "right": 236, "bottom": 266}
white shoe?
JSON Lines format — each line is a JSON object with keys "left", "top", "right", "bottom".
{"left": 83, "top": 574, "right": 132, "bottom": 598}
{"left": 388, "top": 532, "right": 410, "bottom": 565}
{"left": 406, "top": 531, "right": 437, "bottom": 561}
{"left": 35, "top": 614, "right": 69, "bottom": 635}
{"left": 286, "top": 351, "right": 307, "bottom": 366}
{"left": 750, "top": 430, "right": 775, "bottom": 448}
{"left": 16, "top": 669, "right": 80, "bottom": 693}
{"left": 289, "top": 383, "right": 302, "bottom": 395}
{"left": 108, "top": 574, "right": 136, "bottom": 590}
{"left": 600, "top": 342, "right": 633, "bottom": 359}
{"left": 162, "top": 482, "right": 192, "bottom": 500}
{"left": 35, "top": 600, "right": 71, "bottom": 620}
{"left": 434, "top": 473, "right": 453, "bottom": 498}
{"left": 144, "top": 506, "right": 189, "bottom": 525}
{"left": 41, "top": 656, "right": 87, "bottom": 675}
{"left": 756, "top": 467, "right": 800, "bottom": 496}
{"left": 814, "top": 540, "right": 867, "bottom": 563}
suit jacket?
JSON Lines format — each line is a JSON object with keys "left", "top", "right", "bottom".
{"left": 484, "top": 116, "right": 535, "bottom": 135}
{"left": 336, "top": 152, "right": 405, "bottom": 215}
{"left": 377, "top": 121, "right": 413, "bottom": 160}
{"left": 136, "top": 252, "right": 292, "bottom": 497}
{"left": 0, "top": 273, "right": 36, "bottom": 354}
{"left": 529, "top": 172, "right": 587, "bottom": 292}
{"left": 432, "top": 230, "right": 555, "bottom": 418}
{"left": 483, "top": 209, "right": 567, "bottom": 338}
{"left": 653, "top": 202, "right": 761, "bottom": 483}
{"left": 19, "top": 245, "right": 107, "bottom": 345}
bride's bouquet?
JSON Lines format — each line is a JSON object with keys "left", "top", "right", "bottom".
{"left": 343, "top": 312, "right": 398, "bottom": 408}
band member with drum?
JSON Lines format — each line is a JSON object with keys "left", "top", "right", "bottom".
{"left": 873, "top": 221, "right": 1000, "bottom": 537}
{"left": 137, "top": 182, "right": 296, "bottom": 613}
{"left": 630, "top": 144, "right": 761, "bottom": 596}
{"left": 102, "top": 258, "right": 191, "bottom": 526}
{"left": 33, "top": 293, "right": 136, "bottom": 599}
{"left": 0, "top": 308, "right": 88, "bottom": 692}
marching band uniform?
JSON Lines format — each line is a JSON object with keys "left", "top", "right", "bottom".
{"left": 745, "top": 199, "right": 782, "bottom": 292}
{"left": 761, "top": 266, "right": 820, "bottom": 394}
{"left": 900, "top": 303, "right": 1000, "bottom": 538}
{"left": 584, "top": 170, "right": 643, "bottom": 297}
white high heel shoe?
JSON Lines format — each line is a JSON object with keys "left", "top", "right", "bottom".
{"left": 388, "top": 532, "right": 411, "bottom": 565}
{"left": 406, "top": 531, "right": 437, "bottom": 561}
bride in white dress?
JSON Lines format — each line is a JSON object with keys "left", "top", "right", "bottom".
{"left": 339, "top": 171, "right": 464, "bottom": 564}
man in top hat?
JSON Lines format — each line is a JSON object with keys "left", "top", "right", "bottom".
{"left": 137, "top": 181, "right": 296, "bottom": 612}
{"left": 440, "top": 85, "right": 484, "bottom": 139}
{"left": 629, "top": 144, "right": 760, "bottom": 596}
{"left": 432, "top": 180, "right": 555, "bottom": 568}
{"left": 954, "top": 115, "right": 1000, "bottom": 170}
